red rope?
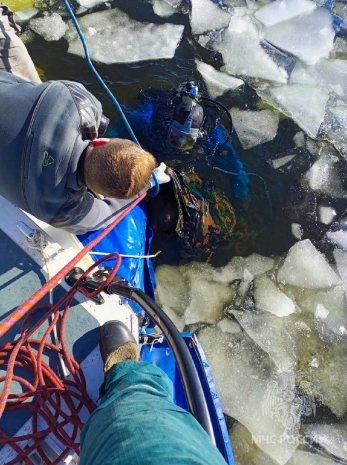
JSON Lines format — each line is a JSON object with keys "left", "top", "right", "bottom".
{"left": 0, "top": 253, "right": 122, "bottom": 465}
{"left": 0, "top": 191, "right": 146, "bottom": 341}
{"left": 0, "top": 193, "right": 146, "bottom": 464}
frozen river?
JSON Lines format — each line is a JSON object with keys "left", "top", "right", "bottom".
{"left": 12, "top": 0, "right": 347, "bottom": 463}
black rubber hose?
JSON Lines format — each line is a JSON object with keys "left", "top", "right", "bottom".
{"left": 106, "top": 281, "right": 216, "bottom": 443}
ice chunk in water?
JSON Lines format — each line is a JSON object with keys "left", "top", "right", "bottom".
{"left": 314, "top": 59, "right": 347, "bottom": 98}
{"left": 217, "top": 317, "right": 241, "bottom": 334}
{"left": 254, "top": 275, "right": 296, "bottom": 316}
{"left": 198, "top": 326, "right": 301, "bottom": 464}
{"left": 190, "top": 0, "right": 231, "bottom": 35}
{"left": 296, "top": 323, "right": 347, "bottom": 416}
{"left": 196, "top": 60, "right": 244, "bottom": 99}
{"left": 30, "top": 13, "right": 68, "bottom": 41}
{"left": 152, "top": 0, "right": 177, "bottom": 17}
{"left": 287, "top": 450, "right": 337, "bottom": 465}
{"left": 324, "top": 103, "right": 347, "bottom": 160}
{"left": 298, "top": 286, "right": 347, "bottom": 340}
{"left": 76, "top": 0, "right": 106, "bottom": 9}
{"left": 291, "top": 223, "right": 303, "bottom": 239}
{"left": 14, "top": 7, "right": 38, "bottom": 23}
{"left": 319, "top": 205, "right": 336, "bottom": 224}
{"left": 155, "top": 264, "right": 190, "bottom": 316}
{"left": 65, "top": 9, "right": 184, "bottom": 64}
{"left": 212, "top": 15, "right": 288, "bottom": 83}
{"left": 230, "top": 108, "right": 279, "bottom": 149}
{"left": 277, "top": 239, "right": 341, "bottom": 288}
{"left": 231, "top": 422, "right": 279, "bottom": 465}
{"left": 254, "top": 0, "right": 316, "bottom": 27}
{"left": 265, "top": 8, "right": 335, "bottom": 65}
{"left": 302, "top": 423, "right": 347, "bottom": 461}
{"left": 304, "top": 152, "right": 347, "bottom": 198}
{"left": 268, "top": 84, "right": 329, "bottom": 138}
{"left": 184, "top": 278, "right": 235, "bottom": 325}
{"left": 212, "top": 253, "right": 275, "bottom": 283}
{"left": 326, "top": 230, "right": 347, "bottom": 249}
{"left": 231, "top": 309, "right": 299, "bottom": 369}
{"left": 334, "top": 248, "right": 347, "bottom": 292}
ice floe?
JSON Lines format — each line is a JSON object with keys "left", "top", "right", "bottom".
{"left": 264, "top": 8, "right": 335, "bottom": 65}
{"left": 326, "top": 230, "right": 347, "bottom": 249}
{"left": 65, "top": 9, "right": 184, "bottom": 63}
{"left": 277, "top": 239, "right": 341, "bottom": 288}
{"left": 254, "top": 275, "right": 296, "bottom": 316}
{"left": 318, "top": 206, "right": 336, "bottom": 224}
{"left": 304, "top": 151, "right": 347, "bottom": 198}
{"left": 230, "top": 108, "right": 279, "bottom": 149}
{"left": 190, "top": 0, "right": 231, "bottom": 35}
{"left": 196, "top": 60, "right": 244, "bottom": 99}
{"left": 254, "top": 0, "right": 316, "bottom": 27}
{"left": 152, "top": 1, "right": 176, "bottom": 17}
{"left": 198, "top": 325, "right": 302, "bottom": 464}
{"left": 211, "top": 15, "right": 288, "bottom": 83}
{"left": 231, "top": 309, "right": 300, "bottom": 369}
{"left": 298, "top": 285, "right": 347, "bottom": 340}
{"left": 212, "top": 253, "right": 275, "bottom": 283}
{"left": 265, "top": 83, "right": 329, "bottom": 138}
{"left": 302, "top": 423, "right": 347, "bottom": 461}
{"left": 30, "top": 13, "right": 68, "bottom": 41}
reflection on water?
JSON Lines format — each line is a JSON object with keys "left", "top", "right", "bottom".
{"left": 13, "top": 0, "right": 347, "bottom": 463}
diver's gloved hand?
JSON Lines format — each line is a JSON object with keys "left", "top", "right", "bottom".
{"left": 149, "top": 162, "right": 171, "bottom": 188}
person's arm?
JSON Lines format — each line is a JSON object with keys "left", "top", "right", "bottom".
{"left": 51, "top": 191, "right": 141, "bottom": 234}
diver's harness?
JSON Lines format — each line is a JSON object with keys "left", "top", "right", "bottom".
{"left": 169, "top": 81, "right": 233, "bottom": 145}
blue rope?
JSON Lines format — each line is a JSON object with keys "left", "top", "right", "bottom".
{"left": 213, "top": 166, "right": 273, "bottom": 216}
{"left": 61, "top": 0, "right": 140, "bottom": 145}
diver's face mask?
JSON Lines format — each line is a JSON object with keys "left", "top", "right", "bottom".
{"left": 168, "top": 120, "right": 200, "bottom": 152}
{"left": 167, "top": 90, "right": 204, "bottom": 152}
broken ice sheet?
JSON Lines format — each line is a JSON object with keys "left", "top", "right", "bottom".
{"left": 277, "top": 239, "right": 341, "bottom": 288}
{"left": 211, "top": 253, "right": 275, "bottom": 283}
{"left": 319, "top": 205, "right": 336, "bottom": 224}
{"left": 304, "top": 151, "right": 347, "bottom": 198}
{"left": 265, "top": 8, "right": 335, "bottom": 66}
{"left": 254, "top": 274, "right": 296, "bottom": 317}
{"left": 195, "top": 60, "right": 244, "bottom": 99}
{"left": 298, "top": 285, "right": 347, "bottom": 341}
{"left": 65, "top": 9, "right": 184, "bottom": 64}
{"left": 230, "top": 108, "right": 279, "bottom": 149}
{"left": 264, "top": 83, "right": 329, "bottom": 138}
{"left": 323, "top": 102, "right": 347, "bottom": 160}
{"left": 211, "top": 15, "right": 288, "bottom": 83}
{"left": 296, "top": 320, "right": 347, "bottom": 417}
{"left": 287, "top": 450, "right": 337, "bottom": 465}
{"left": 155, "top": 264, "right": 190, "bottom": 317}
{"left": 198, "top": 326, "right": 301, "bottom": 464}
{"left": 190, "top": 0, "right": 231, "bottom": 35}
{"left": 302, "top": 423, "right": 347, "bottom": 461}
{"left": 333, "top": 248, "right": 347, "bottom": 292}
{"left": 75, "top": 0, "right": 106, "bottom": 10}
{"left": 152, "top": 0, "right": 178, "bottom": 17}
{"left": 30, "top": 13, "right": 68, "bottom": 41}
{"left": 326, "top": 230, "right": 347, "bottom": 249}
{"left": 183, "top": 276, "right": 235, "bottom": 325}
{"left": 231, "top": 309, "right": 300, "bottom": 370}
{"left": 254, "top": 0, "right": 316, "bottom": 27}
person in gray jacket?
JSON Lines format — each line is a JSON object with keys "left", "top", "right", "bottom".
{"left": 0, "top": 4, "right": 167, "bottom": 234}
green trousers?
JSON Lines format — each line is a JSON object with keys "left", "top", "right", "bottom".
{"left": 79, "top": 361, "right": 227, "bottom": 465}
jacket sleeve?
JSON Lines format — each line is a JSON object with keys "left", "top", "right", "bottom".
{"left": 51, "top": 191, "right": 142, "bottom": 234}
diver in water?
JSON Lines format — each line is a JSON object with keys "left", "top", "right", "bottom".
{"left": 124, "top": 81, "right": 250, "bottom": 256}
